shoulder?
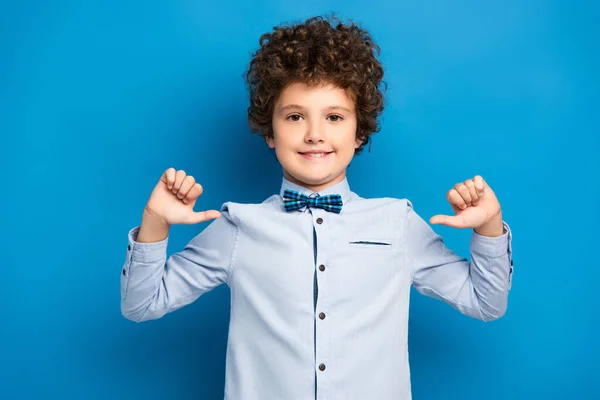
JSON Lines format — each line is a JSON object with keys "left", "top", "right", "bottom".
{"left": 218, "top": 194, "right": 283, "bottom": 224}
{"left": 347, "top": 192, "right": 414, "bottom": 214}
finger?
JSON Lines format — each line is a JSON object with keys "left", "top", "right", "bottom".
{"left": 173, "top": 170, "right": 186, "bottom": 193}
{"left": 184, "top": 210, "right": 222, "bottom": 225}
{"left": 454, "top": 183, "right": 472, "bottom": 206}
{"left": 162, "top": 168, "right": 176, "bottom": 189}
{"left": 177, "top": 175, "right": 196, "bottom": 200}
{"left": 430, "top": 214, "right": 467, "bottom": 228}
{"left": 464, "top": 179, "right": 479, "bottom": 204}
{"left": 448, "top": 188, "right": 467, "bottom": 210}
{"left": 473, "top": 175, "right": 485, "bottom": 195}
{"left": 183, "top": 183, "right": 203, "bottom": 204}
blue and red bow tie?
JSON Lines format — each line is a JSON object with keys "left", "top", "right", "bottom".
{"left": 282, "top": 188, "right": 343, "bottom": 214}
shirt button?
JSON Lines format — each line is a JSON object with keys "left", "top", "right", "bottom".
{"left": 316, "top": 217, "right": 323, "bottom": 224}
{"left": 122, "top": 268, "right": 126, "bottom": 276}
{"left": 319, "top": 312, "right": 326, "bottom": 320}
{"left": 319, "top": 264, "right": 325, "bottom": 272}
{"left": 319, "top": 363, "right": 326, "bottom": 371}
{"left": 128, "top": 244, "right": 131, "bottom": 251}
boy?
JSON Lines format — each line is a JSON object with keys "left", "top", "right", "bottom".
{"left": 121, "top": 16, "right": 513, "bottom": 400}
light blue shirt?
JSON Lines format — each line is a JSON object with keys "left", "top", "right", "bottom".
{"left": 121, "top": 177, "right": 513, "bottom": 400}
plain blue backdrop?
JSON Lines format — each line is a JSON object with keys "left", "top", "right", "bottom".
{"left": 2, "top": 1, "right": 599, "bottom": 399}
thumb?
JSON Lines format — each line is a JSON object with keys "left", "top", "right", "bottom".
{"left": 429, "top": 214, "right": 465, "bottom": 228}
{"left": 184, "top": 210, "right": 222, "bottom": 225}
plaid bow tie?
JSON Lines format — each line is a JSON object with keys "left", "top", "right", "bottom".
{"left": 282, "top": 188, "right": 343, "bottom": 214}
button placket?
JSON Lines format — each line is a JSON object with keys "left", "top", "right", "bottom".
{"left": 312, "top": 209, "right": 331, "bottom": 397}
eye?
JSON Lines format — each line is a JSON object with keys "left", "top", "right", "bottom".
{"left": 286, "top": 114, "right": 303, "bottom": 122}
{"left": 327, "top": 114, "right": 344, "bottom": 122}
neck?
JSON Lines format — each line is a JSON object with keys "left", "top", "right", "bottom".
{"left": 283, "top": 171, "right": 346, "bottom": 192}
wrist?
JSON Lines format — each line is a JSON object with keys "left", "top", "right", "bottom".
{"left": 137, "top": 207, "right": 170, "bottom": 243}
{"left": 142, "top": 207, "right": 170, "bottom": 229}
{"left": 474, "top": 209, "right": 504, "bottom": 237}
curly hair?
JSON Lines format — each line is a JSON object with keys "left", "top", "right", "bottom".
{"left": 244, "top": 16, "right": 385, "bottom": 154}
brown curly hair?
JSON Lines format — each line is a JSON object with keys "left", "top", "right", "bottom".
{"left": 244, "top": 16, "right": 385, "bottom": 154}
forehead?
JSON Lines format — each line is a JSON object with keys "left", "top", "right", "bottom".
{"left": 276, "top": 82, "right": 355, "bottom": 109}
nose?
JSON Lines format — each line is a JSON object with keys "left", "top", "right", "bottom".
{"left": 304, "top": 120, "right": 325, "bottom": 143}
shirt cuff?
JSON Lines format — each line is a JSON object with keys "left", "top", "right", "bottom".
{"left": 469, "top": 221, "right": 512, "bottom": 258}
{"left": 126, "top": 226, "right": 169, "bottom": 263}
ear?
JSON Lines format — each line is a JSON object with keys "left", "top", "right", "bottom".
{"left": 355, "top": 136, "right": 363, "bottom": 149}
{"left": 266, "top": 136, "right": 275, "bottom": 148}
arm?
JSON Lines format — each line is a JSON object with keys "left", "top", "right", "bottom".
{"left": 407, "top": 201, "right": 513, "bottom": 321}
{"left": 408, "top": 175, "right": 514, "bottom": 321}
{"left": 120, "top": 204, "right": 239, "bottom": 322}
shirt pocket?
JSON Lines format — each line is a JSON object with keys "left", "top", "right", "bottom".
{"left": 347, "top": 238, "right": 393, "bottom": 250}
{"left": 332, "top": 237, "right": 399, "bottom": 300}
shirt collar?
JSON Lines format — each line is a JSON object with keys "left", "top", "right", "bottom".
{"left": 279, "top": 176, "right": 351, "bottom": 205}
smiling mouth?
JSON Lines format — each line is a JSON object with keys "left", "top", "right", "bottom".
{"left": 299, "top": 152, "right": 333, "bottom": 158}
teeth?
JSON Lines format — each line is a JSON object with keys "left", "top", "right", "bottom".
{"left": 305, "top": 153, "right": 326, "bottom": 158}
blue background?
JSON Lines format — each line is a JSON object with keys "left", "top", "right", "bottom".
{"left": 2, "top": 1, "right": 599, "bottom": 399}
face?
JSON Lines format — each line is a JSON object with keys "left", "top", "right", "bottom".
{"left": 268, "top": 82, "right": 362, "bottom": 192}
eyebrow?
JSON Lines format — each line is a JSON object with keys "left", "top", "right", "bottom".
{"left": 278, "top": 104, "right": 352, "bottom": 113}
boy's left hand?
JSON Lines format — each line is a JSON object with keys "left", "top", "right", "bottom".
{"left": 429, "top": 175, "right": 503, "bottom": 236}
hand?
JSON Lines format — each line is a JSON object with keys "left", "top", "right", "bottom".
{"left": 429, "top": 175, "right": 502, "bottom": 232}
{"left": 144, "top": 168, "right": 222, "bottom": 225}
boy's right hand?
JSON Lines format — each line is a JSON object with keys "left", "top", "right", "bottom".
{"left": 144, "top": 168, "right": 222, "bottom": 226}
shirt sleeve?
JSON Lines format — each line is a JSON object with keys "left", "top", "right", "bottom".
{"left": 120, "top": 203, "right": 239, "bottom": 322}
{"left": 406, "top": 200, "right": 513, "bottom": 321}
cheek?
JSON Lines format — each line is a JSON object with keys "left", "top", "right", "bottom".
{"left": 273, "top": 127, "right": 304, "bottom": 148}
{"left": 336, "top": 129, "right": 360, "bottom": 153}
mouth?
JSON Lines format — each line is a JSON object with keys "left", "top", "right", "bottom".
{"left": 299, "top": 151, "right": 333, "bottom": 159}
